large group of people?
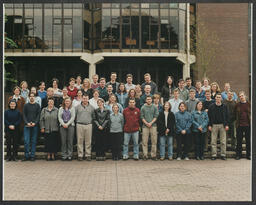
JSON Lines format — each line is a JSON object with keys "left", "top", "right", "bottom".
{"left": 4, "top": 73, "right": 251, "bottom": 162}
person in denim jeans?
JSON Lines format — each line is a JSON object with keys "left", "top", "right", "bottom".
{"left": 192, "top": 101, "right": 209, "bottom": 160}
{"left": 123, "top": 99, "right": 140, "bottom": 160}
{"left": 157, "top": 101, "right": 175, "bottom": 161}
{"left": 22, "top": 93, "right": 41, "bottom": 161}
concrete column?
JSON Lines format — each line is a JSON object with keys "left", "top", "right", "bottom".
{"left": 89, "top": 63, "right": 96, "bottom": 80}
{"left": 183, "top": 63, "right": 190, "bottom": 80}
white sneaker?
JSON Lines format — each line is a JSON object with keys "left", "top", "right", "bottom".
{"left": 177, "top": 157, "right": 181, "bottom": 161}
{"left": 185, "top": 157, "right": 190, "bottom": 161}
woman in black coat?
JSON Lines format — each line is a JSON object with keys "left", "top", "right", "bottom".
{"left": 157, "top": 101, "right": 175, "bottom": 160}
{"left": 4, "top": 100, "right": 22, "bottom": 161}
{"left": 93, "top": 98, "right": 110, "bottom": 161}
{"left": 161, "top": 75, "right": 176, "bottom": 104}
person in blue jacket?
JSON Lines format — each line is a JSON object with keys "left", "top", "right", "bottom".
{"left": 175, "top": 102, "right": 193, "bottom": 160}
{"left": 192, "top": 101, "right": 209, "bottom": 160}
{"left": 4, "top": 100, "right": 22, "bottom": 161}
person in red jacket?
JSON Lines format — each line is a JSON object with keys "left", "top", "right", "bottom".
{"left": 122, "top": 98, "right": 140, "bottom": 160}
{"left": 67, "top": 78, "right": 78, "bottom": 100}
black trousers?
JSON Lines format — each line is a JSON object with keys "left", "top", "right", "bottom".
{"left": 176, "top": 133, "right": 189, "bottom": 158}
{"left": 45, "top": 131, "right": 58, "bottom": 153}
{"left": 110, "top": 132, "right": 122, "bottom": 158}
{"left": 194, "top": 132, "right": 206, "bottom": 158}
{"left": 236, "top": 126, "right": 250, "bottom": 157}
{"left": 95, "top": 128, "right": 108, "bottom": 157}
{"left": 6, "top": 128, "right": 19, "bottom": 158}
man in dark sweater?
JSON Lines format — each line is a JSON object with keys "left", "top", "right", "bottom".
{"left": 23, "top": 93, "right": 41, "bottom": 161}
{"left": 141, "top": 73, "right": 158, "bottom": 95}
{"left": 235, "top": 91, "right": 251, "bottom": 160}
{"left": 223, "top": 90, "right": 236, "bottom": 150}
{"left": 208, "top": 93, "right": 229, "bottom": 160}
{"left": 203, "top": 90, "right": 214, "bottom": 151}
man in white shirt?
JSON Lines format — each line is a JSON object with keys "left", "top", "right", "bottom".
{"left": 168, "top": 89, "right": 183, "bottom": 114}
{"left": 125, "top": 74, "right": 136, "bottom": 92}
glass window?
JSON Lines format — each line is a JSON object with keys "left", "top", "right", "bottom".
{"left": 170, "top": 3, "right": 178, "bottom": 8}
{"left": 141, "top": 4, "right": 149, "bottom": 9}
{"left": 160, "top": 4, "right": 169, "bottom": 9}
{"left": 64, "top": 5, "right": 72, "bottom": 51}
{"left": 179, "top": 3, "right": 186, "bottom": 10}
{"left": 4, "top": 4, "right": 14, "bottom": 49}
{"left": 53, "top": 3, "right": 62, "bottom": 52}
{"left": 122, "top": 8, "right": 130, "bottom": 49}
{"left": 150, "top": 9, "right": 159, "bottom": 49}
{"left": 111, "top": 9, "right": 120, "bottom": 49}
{"left": 160, "top": 9, "right": 169, "bottom": 49}
{"left": 83, "top": 3, "right": 90, "bottom": 50}
{"left": 73, "top": 4, "right": 82, "bottom": 51}
{"left": 179, "top": 10, "right": 185, "bottom": 51}
{"left": 170, "top": 9, "right": 179, "bottom": 49}
{"left": 34, "top": 4, "right": 43, "bottom": 50}
{"left": 131, "top": 9, "right": 139, "bottom": 49}
{"left": 141, "top": 8, "right": 149, "bottom": 49}
{"left": 14, "top": 4, "right": 23, "bottom": 50}
{"left": 131, "top": 4, "right": 139, "bottom": 9}
{"left": 101, "top": 9, "right": 111, "bottom": 49}
{"left": 112, "top": 3, "right": 120, "bottom": 8}
{"left": 44, "top": 4, "right": 53, "bottom": 51}
{"left": 150, "top": 4, "right": 159, "bottom": 9}
{"left": 102, "top": 3, "right": 111, "bottom": 8}
{"left": 121, "top": 4, "right": 130, "bottom": 9}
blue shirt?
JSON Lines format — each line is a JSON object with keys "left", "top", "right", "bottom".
{"left": 175, "top": 111, "right": 193, "bottom": 134}
{"left": 221, "top": 91, "right": 238, "bottom": 101}
{"left": 38, "top": 90, "right": 47, "bottom": 100}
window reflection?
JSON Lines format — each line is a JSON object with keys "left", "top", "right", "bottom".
{"left": 4, "top": 3, "right": 186, "bottom": 52}
{"left": 44, "top": 4, "right": 53, "bottom": 51}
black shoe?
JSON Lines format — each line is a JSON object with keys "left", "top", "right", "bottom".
{"left": 200, "top": 156, "right": 204, "bottom": 160}
{"left": 211, "top": 157, "right": 216, "bottom": 160}
{"left": 221, "top": 156, "right": 226, "bottom": 160}
{"left": 30, "top": 157, "right": 35, "bottom": 161}
{"left": 85, "top": 156, "right": 91, "bottom": 161}
{"left": 246, "top": 156, "right": 251, "bottom": 160}
{"left": 143, "top": 156, "right": 148, "bottom": 161}
{"left": 7, "top": 157, "right": 12, "bottom": 161}
{"left": 77, "top": 157, "right": 83, "bottom": 161}
{"left": 22, "top": 157, "right": 30, "bottom": 162}
{"left": 196, "top": 157, "right": 200, "bottom": 160}
{"left": 13, "top": 157, "right": 18, "bottom": 162}
{"left": 151, "top": 157, "right": 158, "bottom": 161}
{"left": 235, "top": 156, "right": 241, "bottom": 160}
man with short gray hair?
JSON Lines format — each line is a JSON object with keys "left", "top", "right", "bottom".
{"left": 75, "top": 94, "right": 95, "bottom": 161}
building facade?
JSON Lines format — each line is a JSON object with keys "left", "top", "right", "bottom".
{"left": 4, "top": 3, "right": 195, "bottom": 90}
{"left": 4, "top": 3, "right": 250, "bottom": 96}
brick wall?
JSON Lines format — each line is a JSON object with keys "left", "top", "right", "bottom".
{"left": 195, "top": 3, "right": 250, "bottom": 97}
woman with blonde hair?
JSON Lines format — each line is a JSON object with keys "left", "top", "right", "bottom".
{"left": 81, "top": 78, "right": 93, "bottom": 99}
{"left": 210, "top": 82, "right": 221, "bottom": 100}
{"left": 20, "top": 81, "right": 29, "bottom": 102}
{"left": 58, "top": 97, "right": 75, "bottom": 161}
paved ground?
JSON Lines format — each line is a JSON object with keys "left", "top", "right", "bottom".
{"left": 4, "top": 158, "right": 251, "bottom": 201}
